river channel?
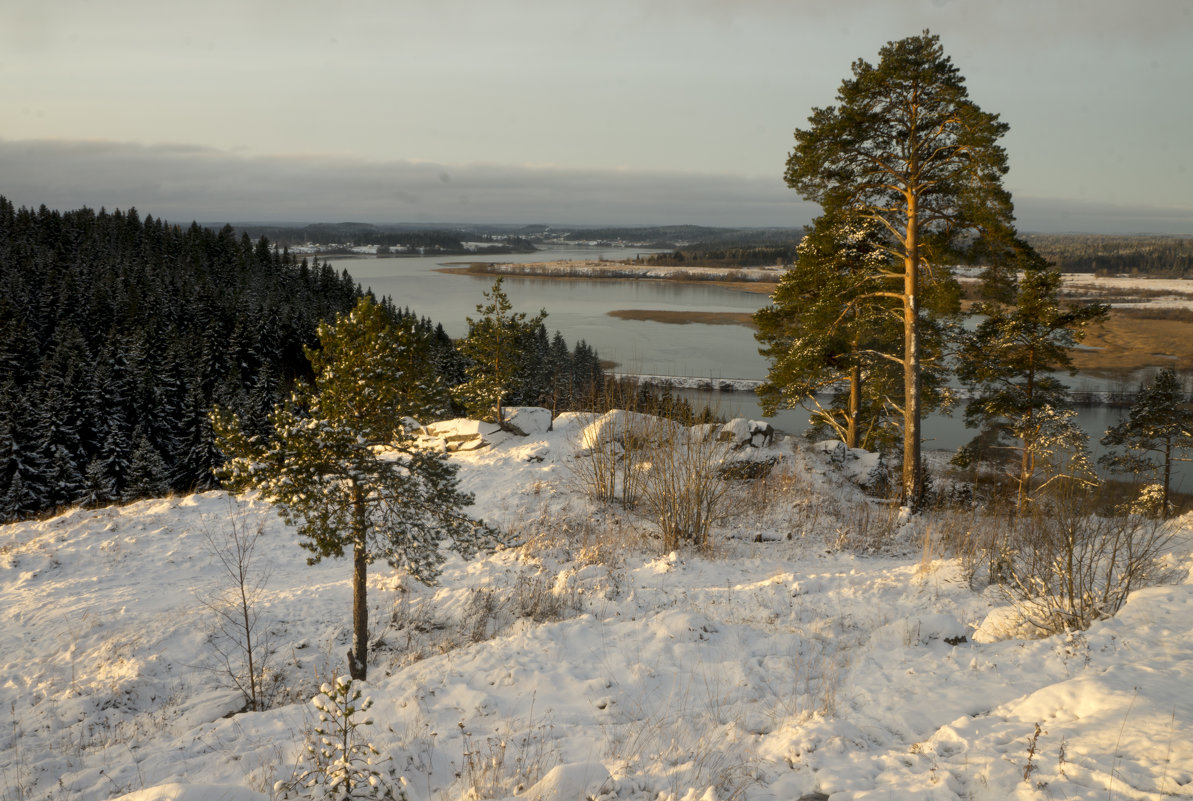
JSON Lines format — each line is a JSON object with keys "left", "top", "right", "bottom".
{"left": 336, "top": 245, "right": 1179, "bottom": 489}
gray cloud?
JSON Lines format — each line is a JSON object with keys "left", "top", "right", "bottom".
{"left": 1014, "top": 196, "right": 1193, "bottom": 236}
{"left": 0, "top": 138, "right": 812, "bottom": 227}
{"left": 1, "top": 139, "right": 1188, "bottom": 234}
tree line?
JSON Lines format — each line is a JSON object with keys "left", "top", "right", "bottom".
{"left": 237, "top": 222, "right": 537, "bottom": 254}
{"left": 1025, "top": 234, "right": 1193, "bottom": 277}
{"left": 642, "top": 245, "right": 801, "bottom": 268}
{"left": 0, "top": 199, "right": 604, "bottom": 522}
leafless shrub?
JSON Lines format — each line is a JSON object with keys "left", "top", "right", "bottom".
{"left": 606, "top": 670, "right": 760, "bottom": 801}
{"left": 828, "top": 500, "right": 901, "bottom": 554}
{"left": 569, "top": 410, "right": 740, "bottom": 553}
{"left": 759, "top": 640, "right": 846, "bottom": 723}
{"left": 463, "top": 571, "right": 584, "bottom": 645}
{"left": 198, "top": 499, "right": 275, "bottom": 712}
{"left": 568, "top": 410, "right": 655, "bottom": 509}
{"left": 508, "top": 502, "right": 646, "bottom": 569}
{"left": 511, "top": 573, "right": 581, "bottom": 623}
{"left": 1002, "top": 489, "right": 1177, "bottom": 634}
{"left": 920, "top": 504, "right": 1014, "bottom": 588}
{"left": 465, "top": 588, "right": 502, "bottom": 644}
{"left": 637, "top": 419, "right": 736, "bottom": 552}
{"left": 743, "top": 465, "right": 827, "bottom": 541}
{"left": 457, "top": 705, "right": 559, "bottom": 800}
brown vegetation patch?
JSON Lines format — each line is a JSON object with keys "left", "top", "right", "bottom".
{"left": 607, "top": 309, "right": 758, "bottom": 327}
{"left": 1069, "top": 308, "right": 1193, "bottom": 374}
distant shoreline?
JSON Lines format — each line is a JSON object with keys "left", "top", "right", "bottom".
{"left": 437, "top": 260, "right": 1193, "bottom": 376}
{"left": 435, "top": 260, "right": 780, "bottom": 294}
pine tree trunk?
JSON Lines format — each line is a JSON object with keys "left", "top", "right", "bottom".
{"left": 350, "top": 541, "right": 368, "bottom": 680}
{"left": 902, "top": 193, "right": 923, "bottom": 511}
{"left": 1018, "top": 362, "right": 1036, "bottom": 510}
{"left": 349, "top": 490, "right": 369, "bottom": 681}
{"left": 847, "top": 362, "right": 861, "bottom": 450}
{"left": 1163, "top": 439, "right": 1172, "bottom": 519}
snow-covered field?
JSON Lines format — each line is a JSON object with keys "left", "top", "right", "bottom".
{"left": 3, "top": 413, "right": 1191, "bottom": 801}
{"left": 1061, "top": 274, "right": 1193, "bottom": 309}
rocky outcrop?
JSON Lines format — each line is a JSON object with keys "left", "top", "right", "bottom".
{"left": 424, "top": 418, "right": 504, "bottom": 452}
{"left": 501, "top": 406, "right": 553, "bottom": 437}
{"left": 715, "top": 418, "right": 776, "bottom": 449}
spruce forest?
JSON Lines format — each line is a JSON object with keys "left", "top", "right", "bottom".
{"left": 0, "top": 197, "right": 605, "bottom": 522}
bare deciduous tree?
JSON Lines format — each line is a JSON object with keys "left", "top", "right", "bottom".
{"left": 199, "top": 499, "right": 273, "bottom": 712}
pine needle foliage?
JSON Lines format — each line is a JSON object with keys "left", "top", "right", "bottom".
{"left": 453, "top": 278, "right": 547, "bottom": 425}
{"left": 955, "top": 240, "right": 1108, "bottom": 507}
{"left": 213, "top": 296, "right": 502, "bottom": 679}
{"left": 756, "top": 210, "right": 957, "bottom": 451}
{"left": 279, "top": 676, "right": 405, "bottom": 800}
{"left": 1100, "top": 368, "right": 1193, "bottom": 518}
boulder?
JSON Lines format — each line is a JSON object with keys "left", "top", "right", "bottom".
{"left": 715, "top": 418, "right": 774, "bottom": 449}
{"left": 717, "top": 417, "right": 752, "bottom": 447}
{"left": 813, "top": 440, "right": 886, "bottom": 489}
{"left": 748, "top": 419, "right": 775, "bottom": 448}
{"left": 501, "top": 406, "right": 553, "bottom": 437}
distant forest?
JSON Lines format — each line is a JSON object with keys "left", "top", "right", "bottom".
{"left": 559, "top": 225, "right": 805, "bottom": 252}
{"left": 233, "top": 222, "right": 538, "bottom": 254}
{"left": 638, "top": 232, "right": 1193, "bottom": 274}
{"left": 1024, "top": 234, "right": 1193, "bottom": 276}
{"left": 0, "top": 200, "right": 603, "bottom": 521}
{"left": 642, "top": 246, "right": 799, "bottom": 268}
{"left": 223, "top": 223, "right": 1193, "bottom": 277}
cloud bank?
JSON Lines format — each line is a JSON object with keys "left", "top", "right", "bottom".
{"left": 0, "top": 139, "right": 812, "bottom": 228}
{"left": 1, "top": 139, "right": 1188, "bottom": 234}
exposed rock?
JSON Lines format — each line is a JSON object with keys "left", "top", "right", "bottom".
{"left": 749, "top": 419, "right": 775, "bottom": 448}
{"left": 717, "top": 418, "right": 752, "bottom": 447}
{"left": 720, "top": 455, "right": 780, "bottom": 480}
{"left": 812, "top": 440, "right": 886, "bottom": 489}
{"left": 424, "top": 418, "right": 502, "bottom": 452}
{"left": 715, "top": 418, "right": 775, "bottom": 449}
{"left": 501, "top": 406, "right": 553, "bottom": 437}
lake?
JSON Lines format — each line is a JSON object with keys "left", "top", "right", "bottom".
{"left": 338, "top": 246, "right": 1181, "bottom": 490}
{"left": 338, "top": 246, "right": 767, "bottom": 379}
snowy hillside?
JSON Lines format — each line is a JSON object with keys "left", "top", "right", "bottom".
{"left": 2, "top": 413, "right": 1191, "bottom": 801}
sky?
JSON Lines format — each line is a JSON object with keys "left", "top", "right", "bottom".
{"left": 1, "top": 0, "right": 1191, "bottom": 233}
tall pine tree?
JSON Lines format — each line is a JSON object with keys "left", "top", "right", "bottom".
{"left": 783, "top": 31, "right": 1015, "bottom": 508}
{"left": 756, "top": 211, "right": 956, "bottom": 450}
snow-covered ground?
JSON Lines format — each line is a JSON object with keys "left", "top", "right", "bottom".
{"left": 1061, "top": 274, "right": 1193, "bottom": 310}
{"left": 2, "top": 414, "right": 1191, "bottom": 801}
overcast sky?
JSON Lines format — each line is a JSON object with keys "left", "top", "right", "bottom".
{"left": 2, "top": 0, "right": 1190, "bottom": 233}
